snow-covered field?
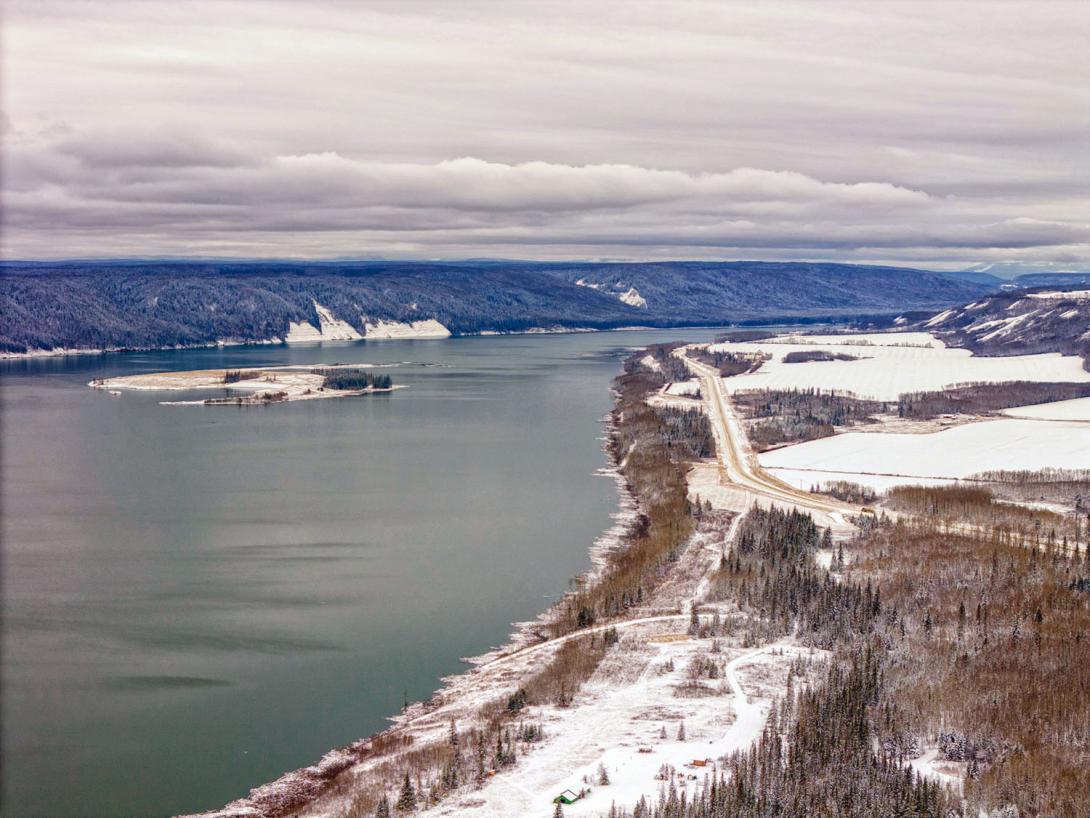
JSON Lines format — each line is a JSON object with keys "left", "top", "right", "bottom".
{"left": 1001, "top": 396, "right": 1090, "bottom": 421}
{"left": 665, "top": 380, "right": 701, "bottom": 397}
{"left": 705, "top": 331, "right": 1090, "bottom": 401}
{"left": 759, "top": 418, "right": 1090, "bottom": 491}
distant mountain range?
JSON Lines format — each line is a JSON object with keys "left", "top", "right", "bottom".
{"left": 0, "top": 259, "right": 995, "bottom": 355}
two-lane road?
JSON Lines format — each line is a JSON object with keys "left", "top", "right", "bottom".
{"left": 683, "top": 352, "right": 857, "bottom": 519}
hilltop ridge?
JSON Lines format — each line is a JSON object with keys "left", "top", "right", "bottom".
{"left": 0, "top": 260, "right": 990, "bottom": 355}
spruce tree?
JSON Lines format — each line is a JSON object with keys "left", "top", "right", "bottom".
{"left": 396, "top": 772, "right": 416, "bottom": 812}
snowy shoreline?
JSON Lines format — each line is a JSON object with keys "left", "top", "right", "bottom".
{"left": 0, "top": 323, "right": 760, "bottom": 360}
{"left": 186, "top": 395, "right": 642, "bottom": 818}
{"left": 91, "top": 364, "right": 404, "bottom": 406}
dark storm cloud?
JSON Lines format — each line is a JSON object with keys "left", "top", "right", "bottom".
{"left": 2, "top": 0, "right": 1088, "bottom": 265}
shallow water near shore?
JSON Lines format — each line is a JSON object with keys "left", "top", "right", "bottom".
{"left": 0, "top": 328, "right": 779, "bottom": 817}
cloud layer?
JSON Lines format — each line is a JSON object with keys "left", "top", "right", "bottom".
{"left": 3, "top": 1, "right": 1089, "bottom": 266}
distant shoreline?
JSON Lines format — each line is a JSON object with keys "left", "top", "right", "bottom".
{"left": 0, "top": 318, "right": 857, "bottom": 361}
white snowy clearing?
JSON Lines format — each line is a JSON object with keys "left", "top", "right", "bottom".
{"left": 640, "top": 355, "right": 661, "bottom": 373}
{"left": 575, "top": 278, "right": 647, "bottom": 309}
{"left": 665, "top": 380, "right": 701, "bottom": 397}
{"left": 759, "top": 418, "right": 1090, "bottom": 492}
{"left": 618, "top": 287, "right": 647, "bottom": 309}
{"left": 706, "top": 331, "right": 1090, "bottom": 401}
{"left": 1027, "top": 289, "right": 1090, "bottom": 300}
{"left": 1001, "top": 396, "right": 1090, "bottom": 422}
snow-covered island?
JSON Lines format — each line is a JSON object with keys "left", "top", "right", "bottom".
{"left": 90, "top": 364, "right": 402, "bottom": 406}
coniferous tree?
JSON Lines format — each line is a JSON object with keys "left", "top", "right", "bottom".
{"left": 396, "top": 772, "right": 416, "bottom": 812}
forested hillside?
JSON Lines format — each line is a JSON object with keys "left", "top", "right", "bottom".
{"left": 0, "top": 260, "right": 990, "bottom": 354}
{"left": 919, "top": 287, "right": 1090, "bottom": 366}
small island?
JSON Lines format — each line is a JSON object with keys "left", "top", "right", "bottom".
{"left": 89, "top": 364, "right": 400, "bottom": 406}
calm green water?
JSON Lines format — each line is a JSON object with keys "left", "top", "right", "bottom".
{"left": 1, "top": 329, "right": 738, "bottom": 818}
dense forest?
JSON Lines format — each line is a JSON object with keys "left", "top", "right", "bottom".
{"left": 614, "top": 485, "right": 1090, "bottom": 818}
{"left": 0, "top": 260, "right": 990, "bottom": 354}
{"left": 616, "top": 506, "right": 948, "bottom": 818}
{"left": 312, "top": 368, "right": 393, "bottom": 391}
{"left": 897, "top": 381, "right": 1090, "bottom": 418}
{"left": 732, "top": 389, "right": 886, "bottom": 450}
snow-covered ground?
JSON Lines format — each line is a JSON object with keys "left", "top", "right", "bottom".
{"left": 575, "top": 279, "right": 647, "bottom": 309}
{"left": 759, "top": 418, "right": 1090, "bottom": 492}
{"left": 704, "top": 332, "right": 1090, "bottom": 400}
{"left": 665, "top": 380, "right": 701, "bottom": 397}
{"left": 1027, "top": 289, "right": 1090, "bottom": 300}
{"left": 908, "top": 748, "right": 965, "bottom": 790}
{"left": 749, "top": 331, "right": 943, "bottom": 348}
{"left": 433, "top": 637, "right": 811, "bottom": 818}
{"left": 1001, "top": 396, "right": 1090, "bottom": 421}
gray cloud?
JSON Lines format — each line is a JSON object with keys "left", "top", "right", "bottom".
{"left": 2, "top": 0, "right": 1088, "bottom": 266}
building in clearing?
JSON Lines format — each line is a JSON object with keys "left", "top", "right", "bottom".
{"left": 554, "top": 789, "right": 581, "bottom": 805}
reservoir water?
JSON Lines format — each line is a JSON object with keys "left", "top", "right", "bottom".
{"left": 1, "top": 329, "right": 736, "bottom": 817}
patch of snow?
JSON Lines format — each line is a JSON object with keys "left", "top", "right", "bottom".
{"left": 665, "top": 380, "right": 701, "bottom": 397}
{"left": 1027, "top": 289, "right": 1090, "bottom": 300}
{"left": 619, "top": 287, "right": 647, "bottom": 308}
{"left": 641, "top": 355, "right": 661, "bottom": 373}
{"left": 726, "top": 331, "right": 943, "bottom": 349}
{"left": 976, "top": 311, "right": 1035, "bottom": 342}
{"left": 575, "top": 278, "right": 647, "bottom": 308}
{"left": 1001, "top": 396, "right": 1090, "bottom": 421}
{"left": 923, "top": 309, "right": 954, "bottom": 327}
{"left": 908, "top": 748, "right": 963, "bottom": 790}
{"left": 0, "top": 346, "right": 107, "bottom": 359}
{"left": 363, "top": 319, "right": 451, "bottom": 339}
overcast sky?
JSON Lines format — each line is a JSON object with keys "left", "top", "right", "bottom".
{"left": 3, "top": 0, "right": 1088, "bottom": 268}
